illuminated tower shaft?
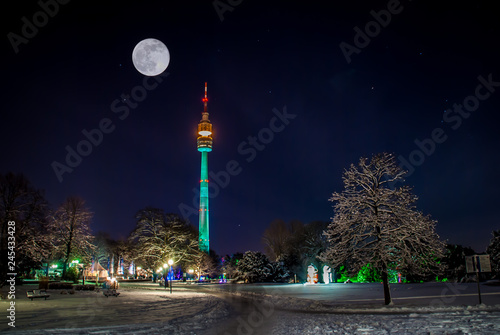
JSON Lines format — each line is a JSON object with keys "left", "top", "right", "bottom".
{"left": 197, "top": 82, "right": 212, "bottom": 253}
{"left": 199, "top": 151, "right": 209, "bottom": 252}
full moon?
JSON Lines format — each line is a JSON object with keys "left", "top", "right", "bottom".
{"left": 132, "top": 38, "right": 170, "bottom": 76}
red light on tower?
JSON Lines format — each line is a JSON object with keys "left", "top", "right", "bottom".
{"left": 202, "top": 82, "right": 208, "bottom": 103}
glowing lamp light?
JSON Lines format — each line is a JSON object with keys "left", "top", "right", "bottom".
{"left": 198, "top": 130, "right": 212, "bottom": 136}
{"left": 51, "top": 264, "right": 57, "bottom": 268}
{"left": 168, "top": 259, "right": 174, "bottom": 266}
{"left": 188, "top": 269, "right": 194, "bottom": 274}
{"left": 163, "top": 264, "right": 168, "bottom": 269}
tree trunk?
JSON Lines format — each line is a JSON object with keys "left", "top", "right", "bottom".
{"left": 62, "top": 225, "right": 74, "bottom": 279}
{"left": 381, "top": 263, "right": 392, "bottom": 305}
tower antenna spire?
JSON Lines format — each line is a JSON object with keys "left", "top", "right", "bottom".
{"left": 203, "top": 82, "right": 208, "bottom": 113}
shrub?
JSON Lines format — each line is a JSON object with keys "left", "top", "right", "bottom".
{"left": 63, "top": 267, "right": 79, "bottom": 283}
{"left": 38, "top": 276, "right": 49, "bottom": 290}
{"left": 49, "top": 282, "right": 73, "bottom": 290}
{"left": 357, "top": 263, "right": 381, "bottom": 283}
{"left": 74, "top": 284, "right": 96, "bottom": 291}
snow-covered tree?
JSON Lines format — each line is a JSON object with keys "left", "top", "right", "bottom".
{"left": 442, "top": 244, "right": 476, "bottom": 282}
{"left": 49, "top": 196, "right": 95, "bottom": 278}
{"left": 220, "top": 253, "right": 243, "bottom": 279}
{"left": 195, "top": 251, "right": 219, "bottom": 279}
{"left": 128, "top": 208, "right": 202, "bottom": 273}
{"left": 0, "top": 173, "right": 51, "bottom": 285}
{"left": 487, "top": 230, "right": 500, "bottom": 276}
{"left": 236, "top": 251, "right": 272, "bottom": 283}
{"left": 320, "top": 153, "right": 445, "bottom": 305}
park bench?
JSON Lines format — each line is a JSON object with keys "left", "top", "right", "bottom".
{"left": 26, "top": 290, "right": 50, "bottom": 301}
{"left": 102, "top": 289, "right": 120, "bottom": 297}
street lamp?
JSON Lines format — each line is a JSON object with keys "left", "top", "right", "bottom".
{"left": 168, "top": 259, "right": 174, "bottom": 294}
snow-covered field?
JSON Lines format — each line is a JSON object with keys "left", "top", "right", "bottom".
{"left": 1, "top": 283, "right": 230, "bottom": 334}
{"left": 2, "top": 282, "right": 500, "bottom": 334}
{"left": 268, "top": 308, "right": 500, "bottom": 334}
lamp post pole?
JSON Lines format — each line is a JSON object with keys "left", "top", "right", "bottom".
{"left": 162, "top": 264, "right": 168, "bottom": 289}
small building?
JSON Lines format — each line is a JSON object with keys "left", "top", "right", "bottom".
{"left": 84, "top": 261, "right": 108, "bottom": 281}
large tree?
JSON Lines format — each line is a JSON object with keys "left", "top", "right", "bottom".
{"left": 261, "top": 220, "right": 328, "bottom": 282}
{"left": 195, "top": 251, "right": 220, "bottom": 279}
{"left": 93, "top": 231, "right": 116, "bottom": 268}
{"left": 0, "top": 173, "right": 50, "bottom": 285}
{"left": 50, "top": 196, "right": 95, "bottom": 278}
{"left": 128, "top": 208, "right": 202, "bottom": 274}
{"left": 261, "top": 219, "right": 291, "bottom": 262}
{"left": 299, "top": 221, "right": 329, "bottom": 267}
{"left": 320, "top": 153, "right": 445, "bottom": 305}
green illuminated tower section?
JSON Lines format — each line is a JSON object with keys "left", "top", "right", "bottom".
{"left": 197, "top": 82, "right": 212, "bottom": 253}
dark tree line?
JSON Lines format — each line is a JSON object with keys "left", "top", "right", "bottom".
{"left": 0, "top": 173, "right": 95, "bottom": 286}
{"left": 0, "top": 173, "right": 208, "bottom": 286}
{"left": 2, "top": 167, "right": 499, "bottom": 290}
{"left": 261, "top": 219, "right": 329, "bottom": 282}
{"left": 1, "top": 173, "right": 49, "bottom": 285}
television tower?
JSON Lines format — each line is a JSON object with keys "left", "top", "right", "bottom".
{"left": 197, "top": 82, "right": 212, "bottom": 253}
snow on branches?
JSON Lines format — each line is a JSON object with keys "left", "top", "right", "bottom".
{"left": 50, "top": 196, "right": 95, "bottom": 277}
{"left": 128, "top": 207, "right": 202, "bottom": 271}
{"left": 487, "top": 230, "right": 500, "bottom": 276}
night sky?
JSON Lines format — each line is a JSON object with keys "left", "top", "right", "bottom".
{"left": 2, "top": 0, "right": 499, "bottom": 256}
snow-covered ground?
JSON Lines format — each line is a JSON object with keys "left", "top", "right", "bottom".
{"left": 209, "top": 288, "right": 500, "bottom": 334}
{"left": 2, "top": 282, "right": 500, "bottom": 334}
{"left": 268, "top": 308, "right": 500, "bottom": 334}
{"left": 1, "top": 283, "right": 230, "bottom": 334}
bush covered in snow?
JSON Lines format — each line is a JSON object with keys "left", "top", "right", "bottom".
{"left": 235, "top": 251, "right": 289, "bottom": 283}
{"left": 487, "top": 230, "right": 500, "bottom": 277}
